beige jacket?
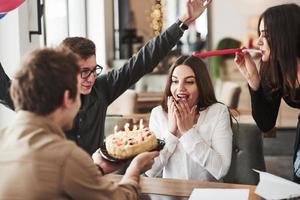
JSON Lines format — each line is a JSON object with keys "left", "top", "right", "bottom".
{"left": 0, "top": 111, "right": 139, "bottom": 200}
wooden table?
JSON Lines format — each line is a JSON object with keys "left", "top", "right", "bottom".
{"left": 104, "top": 174, "right": 262, "bottom": 200}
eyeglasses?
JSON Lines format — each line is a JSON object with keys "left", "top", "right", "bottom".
{"left": 80, "top": 64, "right": 103, "bottom": 79}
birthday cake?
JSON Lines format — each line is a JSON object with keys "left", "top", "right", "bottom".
{"left": 105, "top": 127, "right": 158, "bottom": 160}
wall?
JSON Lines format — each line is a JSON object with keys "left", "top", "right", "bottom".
{"left": 0, "top": 9, "right": 20, "bottom": 127}
{"left": 130, "top": 0, "right": 155, "bottom": 43}
{"left": 0, "top": 10, "right": 21, "bottom": 77}
{"left": 210, "top": 0, "right": 300, "bottom": 48}
{"left": 0, "top": 0, "right": 112, "bottom": 128}
{"left": 0, "top": 1, "right": 42, "bottom": 127}
{"left": 87, "top": 0, "right": 113, "bottom": 68}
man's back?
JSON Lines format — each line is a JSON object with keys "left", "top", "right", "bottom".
{"left": 0, "top": 111, "right": 76, "bottom": 199}
{"left": 0, "top": 111, "right": 139, "bottom": 200}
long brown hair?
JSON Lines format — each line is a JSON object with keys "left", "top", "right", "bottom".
{"left": 258, "top": 4, "right": 300, "bottom": 99}
{"left": 161, "top": 55, "right": 217, "bottom": 113}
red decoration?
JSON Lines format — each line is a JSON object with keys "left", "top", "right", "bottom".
{"left": 192, "top": 48, "right": 242, "bottom": 58}
{"left": 0, "top": 0, "right": 26, "bottom": 13}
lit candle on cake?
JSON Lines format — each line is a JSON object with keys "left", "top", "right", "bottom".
{"left": 139, "top": 119, "right": 144, "bottom": 130}
{"left": 114, "top": 125, "right": 118, "bottom": 134}
{"left": 133, "top": 125, "right": 137, "bottom": 131}
{"left": 124, "top": 123, "right": 130, "bottom": 132}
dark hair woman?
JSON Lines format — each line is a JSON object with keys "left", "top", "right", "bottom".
{"left": 234, "top": 3, "right": 300, "bottom": 183}
{"left": 146, "top": 56, "right": 233, "bottom": 182}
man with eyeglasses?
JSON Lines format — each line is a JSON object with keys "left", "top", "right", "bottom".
{"left": 80, "top": 65, "right": 103, "bottom": 80}
{"left": 0, "top": 0, "right": 211, "bottom": 156}
{"left": 0, "top": 48, "right": 160, "bottom": 200}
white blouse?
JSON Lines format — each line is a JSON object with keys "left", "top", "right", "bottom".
{"left": 146, "top": 103, "right": 232, "bottom": 181}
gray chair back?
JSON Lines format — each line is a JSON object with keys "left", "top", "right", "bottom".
{"left": 224, "top": 123, "right": 266, "bottom": 185}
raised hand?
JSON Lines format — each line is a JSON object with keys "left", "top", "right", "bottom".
{"left": 234, "top": 51, "right": 261, "bottom": 91}
{"left": 180, "top": 0, "right": 212, "bottom": 25}
{"left": 167, "top": 96, "right": 178, "bottom": 135}
{"left": 174, "top": 99, "right": 197, "bottom": 134}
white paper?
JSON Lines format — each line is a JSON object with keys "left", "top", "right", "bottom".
{"left": 254, "top": 169, "right": 300, "bottom": 199}
{"left": 188, "top": 188, "right": 249, "bottom": 200}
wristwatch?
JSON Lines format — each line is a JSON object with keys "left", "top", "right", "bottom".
{"left": 177, "top": 19, "right": 189, "bottom": 32}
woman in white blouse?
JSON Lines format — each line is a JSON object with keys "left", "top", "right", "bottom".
{"left": 146, "top": 55, "right": 233, "bottom": 181}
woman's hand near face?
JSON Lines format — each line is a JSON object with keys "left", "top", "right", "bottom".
{"left": 234, "top": 51, "right": 261, "bottom": 91}
{"left": 167, "top": 96, "right": 178, "bottom": 136}
{"left": 175, "top": 99, "right": 197, "bottom": 134}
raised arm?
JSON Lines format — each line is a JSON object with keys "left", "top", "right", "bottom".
{"left": 234, "top": 50, "right": 281, "bottom": 132}
{"left": 102, "top": 0, "right": 212, "bottom": 104}
{"left": 0, "top": 62, "right": 14, "bottom": 110}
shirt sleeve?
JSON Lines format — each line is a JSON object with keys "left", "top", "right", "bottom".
{"left": 249, "top": 84, "right": 281, "bottom": 132}
{"left": 145, "top": 107, "right": 179, "bottom": 177}
{"left": 0, "top": 62, "right": 14, "bottom": 110}
{"left": 62, "top": 147, "right": 140, "bottom": 200}
{"left": 179, "top": 106, "right": 233, "bottom": 180}
{"left": 99, "top": 22, "right": 183, "bottom": 105}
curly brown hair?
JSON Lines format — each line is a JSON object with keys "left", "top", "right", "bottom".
{"left": 10, "top": 48, "right": 80, "bottom": 115}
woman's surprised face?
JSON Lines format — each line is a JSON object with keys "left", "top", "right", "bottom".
{"left": 170, "top": 65, "right": 199, "bottom": 108}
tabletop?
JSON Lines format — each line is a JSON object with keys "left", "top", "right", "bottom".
{"left": 103, "top": 174, "right": 262, "bottom": 200}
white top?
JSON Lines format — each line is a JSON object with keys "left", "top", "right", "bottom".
{"left": 146, "top": 103, "right": 232, "bottom": 181}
